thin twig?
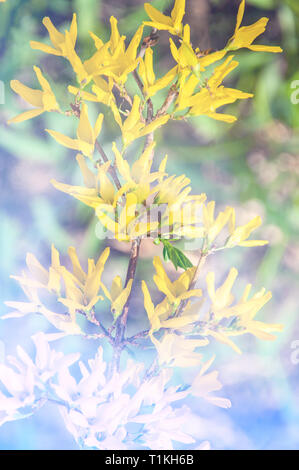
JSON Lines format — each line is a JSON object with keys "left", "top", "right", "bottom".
{"left": 95, "top": 140, "right": 122, "bottom": 190}
{"left": 155, "top": 86, "right": 178, "bottom": 118}
{"left": 126, "top": 329, "right": 150, "bottom": 343}
{"left": 109, "top": 238, "right": 142, "bottom": 376}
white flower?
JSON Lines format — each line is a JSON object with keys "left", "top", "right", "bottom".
{"left": 0, "top": 332, "right": 80, "bottom": 426}
{"left": 191, "top": 356, "right": 231, "bottom": 408}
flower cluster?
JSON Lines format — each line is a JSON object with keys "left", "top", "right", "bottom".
{"left": 0, "top": 334, "right": 228, "bottom": 449}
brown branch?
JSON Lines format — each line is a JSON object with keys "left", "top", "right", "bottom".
{"left": 126, "top": 329, "right": 150, "bottom": 343}
{"left": 94, "top": 140, "right": 122, "bottom": 190}
{"left": 118, "top": 238, "right": 142, "bottom": 340}
{"left": 156, "top": 86, "right": 178, "bottom": 118}
{"left": 109, "top": 238, "right": 142, "bottom": 375}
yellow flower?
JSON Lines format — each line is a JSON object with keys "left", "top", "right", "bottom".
{"left": 91, "top": 19, "right": 144, "bottom": 85}
{"left": 227, "top": 284, "right": 282, "bottom": 341}
{"left": 58, "top": 246, "right": 110, "bottom": 316}
{"left": 169, "top": 24, "right": 226, "bottom": 79}
{"left": 52, "top": 151, "right": 161, "bottom": 241}
{"left": 169, "top": 25, "right": 199, "bottom": 75}
{"left": 144, "top": 0, "right": 185, "bottom": 36}
{"left": 46, "top": 103, "right": 103, "bottom": 158}
{"left": 8, "top": 66, "right": 59, "bottom": 124}
{"left": 142, "top": 280, "right": 201, "bottom": 335}
{"left": 175, "top": 71, "right": 198, "bottom": 112}
{"left": 30, "top": 14, "right": 77, "bottom": 57}
{"left": 187, "top": 56, "right": 253, "bottom": 122}
{"left": 112, "top": 141, "right": 168, "bottom": 205}
{"left": 139, "top": 47, "right": 177, "bottom": 98}
{"left": 101, "top": 276, "right": 133, "bottom": 321}
{"left": 51, "top": 154, "right": 116, "bottom": 208}
{"left": 141, "top": 281, "right": 169, "bottom": 333}
{"left": 227, "top": 0, "right": 282, "bottom": 53}
{"left": 151, "top": 172, "right": 206, "bottom": 239}
{"left": 6, "top": 245, "right": 109, "bottom": 334}
{"left": 111, "top": 95, "right": 170, "bottom": 148}
{"left": 191, "top": 356, "right": 232, "bottom": 408}
{"left": 150, "top": 333, "right": 208, "bottom": 368}
{"left": 96, "top": 191, "right": 159, "bottom": 241}
{"left": 64, "top": 30, "right": 91, "bottom": 84}
{"left": 153, "top": 256, "right": 202, "bottom": 307}
{"left": 226, "top": 212, "right": 269, "bottom": 248}
{"left": 205, "top": 268, "right": 283, "bottom": 351}
{"left": 112, "top": 141, "right": 157, "bottom": 186}
{"left": 68, "top": 76, "right": 115, "bottom": 107}
{"left": 155, "top": 173, "right": 205, "bottom": 208}
{"left": 202, "top": 201, "right": 232, "bottom": 246}
{"left": 4, "top": 301, "right": 83, "bottom": 336}
{"left": 206, "top": 268, "right": 238, "bottom": 315}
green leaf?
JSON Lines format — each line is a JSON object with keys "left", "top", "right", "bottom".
{"left": 160, "top": 239, "right": 193, "bottom": 271}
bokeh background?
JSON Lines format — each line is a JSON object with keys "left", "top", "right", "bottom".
{"left": 0, "top": 0, "right": 298, "bottom": 450}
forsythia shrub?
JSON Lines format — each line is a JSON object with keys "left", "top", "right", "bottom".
{"left": 2, "top": 0, "right": 283, "bottom": 450}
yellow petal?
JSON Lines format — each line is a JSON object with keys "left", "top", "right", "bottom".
{"left": 48, "top": 267, "right": 61, "bottom": 294}
{"left": 65, "top": 31, "right": 88, "bottom": 83}
{"left": 110, "top": 275, "right": 123, "bottom": 301}
{"left": 76, "top": 153, "right": 96, "bottom": 188}
{"left": 69, "top": 13, "right": 78, "bottom": 47}
{"left": 51, "top": 244, "right": 61, "bottom": 270}
{"left": 144, "top": 3, "right": 172, "bottom": 27}
{"left": 131, "top": 142, "right": 155, "bottom": 182}
{"left": 227, "top": 216, "right": 262, "bottom": 247}
{"left": 10, "top": 79, "right": 43, "bottom": 108}
{"left": 68, "top": 85, "right": 99, "bottom": 102}
{"left": 42, "top": 17, "right": 64, "bottom": 51}
{"left": 215, "top": 268, "right": 238, "bottom": 309}
{"left": 113, "top": 143, "right": 132, "bottom": 182}
{"left": 171, "top": 0, "right": 185, "bottom": 32}
{"left": 207, "top": 329, "right": 242, "bottom": 354}
{"left": 68, "top": 246, "right": 86, "bottom": 284}
{"left": 153, "top": 256, "right": 174, "bottom": 296}
{"left": 33, "top": 66, "right": 52, "bottom": 94}
{"left": 126, "top": 25, "right": 144, "bottom": 63}
{"left": 30, "top": 41, "right": 62, "bottom": 56}
{"left": 141, "top": 280, "right": 161, "bottom": 332}
{"left": 111, "top": 279, "right": 133, "bottom": 320}
{"left": 84, "top": 247, "right": 110, "bottom": 302}
{"left": 26, "top": 253, "right": 48, "bottom": 284}
{"left": 8, "top": 108, "right": 44, "bottom": 124}
{"left": 77, "top": 103, "right": 94, "bottom": 145}
{"left": 238, "top": 240, "right": 268, "bottom": 247}
{"left": 235, "top": 0, "right": 245, "bottom": 34}
{"left": 109, "top": 16, "right": 121, "bottom": 53}
{"left": 46, "top": 129, "right": 80, "bottom": 151}
{"left": 138, "top": 114, "right": 170, "bottom": 138}
{"left": 123, "top": 95, "right": 141, "bottom": 132}
{"left": 60, "top": 267, "right": 84, "bottom": 305}
{"left": 248, "top": 45, "right": 283, "bottom": 53}
{"left": 94, "top": 113, "right": 104, "bottom": 140}
{"left": 98, "top": 165, "right": 115, "bottom": 203}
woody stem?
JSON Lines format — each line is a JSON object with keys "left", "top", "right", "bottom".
{"left": 110, "top": 238, "right": 142, "bottom": 375}
{"left": 95, "top": 140, "right": 122, "bottom": 190}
